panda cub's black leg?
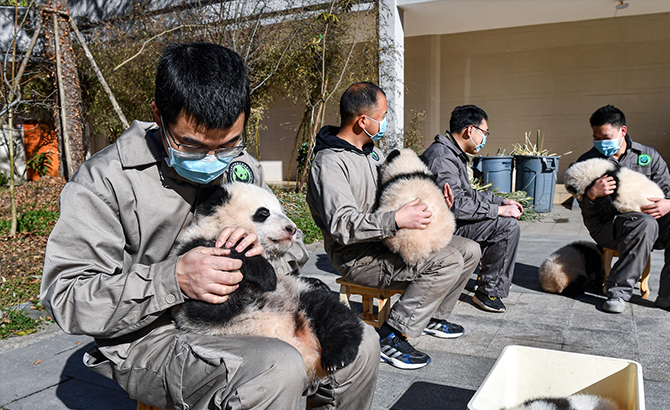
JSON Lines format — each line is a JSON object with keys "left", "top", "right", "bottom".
{"left": 298, "top": 278, "right": 364, "bottom": 372}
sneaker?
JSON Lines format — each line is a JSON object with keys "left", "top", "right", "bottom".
{"left": 602, "top": 297, "right": 625, "bottom": 313}
{"left": 472, "top": 291, "right": 506, "bottom": 313}
{"left": 380, "top": 332, "right": 431, "bottom": 369}
{"left": 423, "top": 320, "right": 464, "bottom": 339}
{"left": 655, "top": 295, "right": 670, "bottom": 310}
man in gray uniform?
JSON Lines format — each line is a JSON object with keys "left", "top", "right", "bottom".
{"left": 307, "top": 82, "right": 481, "bottom": 370}
{"left": 575, "top": 105, "right": 670, "bottom": 313}
{"left": 40, "top": 43, "right": 380, "bottom": 410}
{"left": 421, "top": 105, "right": 522, "bottom": 313}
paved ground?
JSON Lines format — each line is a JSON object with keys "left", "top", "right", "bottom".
{"left": 1, "top": 204, "right": 668, "bottom": 409}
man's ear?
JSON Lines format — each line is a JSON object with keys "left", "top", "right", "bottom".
{"left": 151, "top": 101, "right": 161, "bottom": 126}
{"left": 621, "top": 125, "right": 627, "bottom": 138}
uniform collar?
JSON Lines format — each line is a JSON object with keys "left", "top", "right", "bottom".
{"left": 437, "top": 131, "right": 469, "bottom": 162}
{"left": 115, "top": 120, "right": 165, "bottom": 168}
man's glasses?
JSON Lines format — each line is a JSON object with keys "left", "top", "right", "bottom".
{"left": 162, "top": 117, "right": 245, "bottom": 160}
{"left": 472, "top": 125, "right": 490, "bottom": 138}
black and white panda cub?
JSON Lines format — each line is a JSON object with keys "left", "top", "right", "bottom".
{"left": 171, "top": 183, "right": 364, "bottom": 382}
{"left": 564, "top": 158, "right": 664, "bottom": 223}
{"left": 374, "top": 148, "right": 456, "bottom": 264}
{"left": 503, "top": 394, "right": 620, "bottom": 410}
{"left": 539, "top": 241, "right": 605, "bottom": 296}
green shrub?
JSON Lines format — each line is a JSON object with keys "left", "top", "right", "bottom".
{"left": 0, "top": 209, "right": 59, "bottom": 235}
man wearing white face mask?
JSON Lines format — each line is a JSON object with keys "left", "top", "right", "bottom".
{"left": 421, "top": 105, "right": 522, "bottom": 313}
{"left": 575, "top": 105, "right": 670, "bottom": 313}
{"left": 40, "top": 43, "right": 385, "bottom": 410}
{"left": 307, "top": 82, "right": 481, "bottom": 370}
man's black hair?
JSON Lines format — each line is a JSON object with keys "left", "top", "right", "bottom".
{"left": 339, "top": 82, "right": 386, "bottom": 125}
{"left": 449, "top": 105, "right": 488, "bottom": 134}
{"left": 589, "top": 105, "right": 626, "bottom": 128}
{"left": 155, "top": 42, "right": 250, "bottom": 130}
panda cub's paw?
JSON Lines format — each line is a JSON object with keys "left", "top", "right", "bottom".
{"left": 298, "top": 276, "right": 332, "bottom": 294}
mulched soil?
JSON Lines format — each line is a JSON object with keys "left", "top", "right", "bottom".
{"left": 0, "top": 176, "right": 66, "bottom": 284}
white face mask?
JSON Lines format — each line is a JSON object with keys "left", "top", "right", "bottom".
{"left": 470, "top": 126, "right": 488, "bottom": 152}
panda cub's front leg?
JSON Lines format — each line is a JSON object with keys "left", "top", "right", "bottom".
{"left": 298, "top": 278, "right": 365, "bottom": 372}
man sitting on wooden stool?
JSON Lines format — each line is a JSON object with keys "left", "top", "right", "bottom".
{"left": 307, "top": 82, "right": 481, "bottom": 370}
{"left": 573, "top": 105, "right": 670, "bottom": 313}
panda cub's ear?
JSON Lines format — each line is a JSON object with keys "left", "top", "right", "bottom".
{"left": 228, "top": 249, "right": 277, "bottom": 292}
{"left": 197, "top": 186, "right": 232, "bottom": 217}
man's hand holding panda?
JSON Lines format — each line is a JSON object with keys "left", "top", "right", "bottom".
{"left": 641, "top": 198, "right": 670, "bottom": 219}
{"left": 176, "top": 227, "right": 264, "bottom": 304}
{"left": 586, "top": 175, "right": 617, "bottom": 201}
{"left": 395, "top": 198, "right": 432, "bottom": 229}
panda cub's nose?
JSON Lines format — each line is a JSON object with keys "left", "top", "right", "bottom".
{"left": 286, "top": 225, "right": 297, "bottom": 236}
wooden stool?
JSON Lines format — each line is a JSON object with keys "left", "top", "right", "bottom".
{"left": 336, "top": 278, "right": 404, "bottom": 328}
{"left": 602, "top": 248, "right": 651, "bottom": 299}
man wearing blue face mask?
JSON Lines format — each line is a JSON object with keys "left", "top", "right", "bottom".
{"left": 307, "top": 82, "right": 481, "bottom": 370}
{"left": 575, "top": 105, "right": 670, "bottom": 313}
{"left": 421, "top": 105, "right": 522, "bottom": 314}
{"left": 40, "top": 43, "right": 381, "bottom": 410}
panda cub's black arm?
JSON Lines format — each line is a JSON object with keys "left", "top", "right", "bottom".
{"left": 298, "top": 278, "right": 364, "bottom": 372}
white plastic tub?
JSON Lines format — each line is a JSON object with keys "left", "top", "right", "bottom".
{"left": 468, "top": 345, "right": 644, "bottom": 410}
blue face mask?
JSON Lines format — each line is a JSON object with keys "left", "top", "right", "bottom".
{"left": 471, "top": 127, "right": 488, "bottom": 152}
{"left": 593, "top": 128, "right": 622, "bottom": 157}
{"left": 167, "top": 148, "right": 235, "bottom": 184}
{"left": 364, "top": 116, "right": 387, "bottom": 142}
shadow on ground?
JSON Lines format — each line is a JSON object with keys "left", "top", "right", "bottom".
{"left": 57, "top": 342, "right": 136, "bottom": 410}
{"left": 316, "top": 253, "right": 339, "bottom": 274}
{"left": 390, "top": 381, "right": 475, "bottom": 410}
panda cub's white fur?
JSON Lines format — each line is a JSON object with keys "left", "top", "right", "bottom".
{"left": 539, "top": 241, "right": 604, "bottom": 295}
{"left": 375, "top": 149, "right": 456, "bottom": 264}
{"left": 504, "top": 394, "right": 620, "bottom": 410}
{"left": 564, "top": 158, "right": 664, "bottom": 213}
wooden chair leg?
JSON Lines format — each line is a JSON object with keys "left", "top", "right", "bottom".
{"left": 377, "top": 295, "right": 391, "bottom": 326}
{"left": 339, "top": 285, "right": 351, "bottom": 307}
{"left": 639, "top": 257, "right": 651, "bottom": 299}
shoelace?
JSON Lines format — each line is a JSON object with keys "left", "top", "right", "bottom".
{"left": 393, "top": 333, "right": 419, "bottom": 353}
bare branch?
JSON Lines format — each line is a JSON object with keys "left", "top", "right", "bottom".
{"left": 113, "top": 24, "right": 200, "bottom": 71}
{"left": 69, "top": 17, "right": 130, "bottom": 128}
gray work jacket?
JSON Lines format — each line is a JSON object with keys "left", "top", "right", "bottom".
{"left": 576, "top": 134, "right": 670, "bottom": 234}
{"left": 421, "top": 133, "right": 504, "bottom": 223}
{"left": 306, "top": 128, "right": 397, "bottom": 274}
{"left": 40, "top": 120, "right": 307, "bottom": 365}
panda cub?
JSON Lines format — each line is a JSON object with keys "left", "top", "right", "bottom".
{"left": 539, "top": 241, "right": 605, "bottom": 295}
{"left": 504, "top": 394, "right": 620, "bottom": 410}
{"left": 564, "top": 158, "right": 664, "bottom": 222}
{"left": 374, "top": 148, "right": 456, "bottom": 265}
{"left": 171, "top": 183, "right": 364, "bottom": 382}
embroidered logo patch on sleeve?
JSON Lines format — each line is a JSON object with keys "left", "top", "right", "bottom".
{"left": 371, "top": 151, "right": 379, "bottom": 161}
{"left": 227, "top": 161, "right": 254, "bottom": 183}
{"left": 638, "top": 154, "right": 651, "bottom": 166}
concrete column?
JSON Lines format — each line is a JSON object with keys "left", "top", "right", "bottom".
{"left": 378, "top": 0, "right": 404, "bottom": 152}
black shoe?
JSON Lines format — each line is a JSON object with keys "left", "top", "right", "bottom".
{"left": 423, "top": 319, "right": 464, "bottom": 339}
{"left": 473, "top": 291, "right": 506, "bottom": 313}
{"left": 380, "top": 332, "right": 431, "bottom": 369}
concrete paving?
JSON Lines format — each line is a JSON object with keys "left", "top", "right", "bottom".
{"left": 1, "top": 204, "right": 669, "bottom": 409}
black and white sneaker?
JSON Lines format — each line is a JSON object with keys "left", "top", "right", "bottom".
{"left": 423, "top": 319, "right": 464, "bottom": 339}
{"left": 473, "top": 290, "right": 506, "bottom": 313}
{"left": 380, "top": 332, "right": 431, "bottom": 369}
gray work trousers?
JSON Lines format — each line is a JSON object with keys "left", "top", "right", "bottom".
{"left": 455, "top": 216, "right": 521, "bottom": 298}
{"left": 588, "top": 212, "right": 670, "bottom": 300}
{"left": 88, "top": 321, "right": 380, "bottom": 410}
{"left": 340, "top": 236, "right": 481, "bottom": 338}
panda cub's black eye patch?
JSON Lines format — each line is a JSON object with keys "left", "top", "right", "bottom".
{"left": 253, "top": 207, "right": 271, "bottom": 222}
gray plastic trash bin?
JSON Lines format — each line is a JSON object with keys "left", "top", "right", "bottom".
{"left": 471, "top": 156, "right": 513, "bottom": 193}
{"left": 514, "top": 155, "right": 559, "bottom": 212}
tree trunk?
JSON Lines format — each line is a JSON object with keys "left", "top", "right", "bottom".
{"left": 43, "top": 1, "right": 86, "bottom": 178}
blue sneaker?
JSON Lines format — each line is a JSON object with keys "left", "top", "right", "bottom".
{"left": 423, "top": 320, "right": 464, "bottom": 339}
{"left": 380, "top": 332, "right": 431, "bottom": 370}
